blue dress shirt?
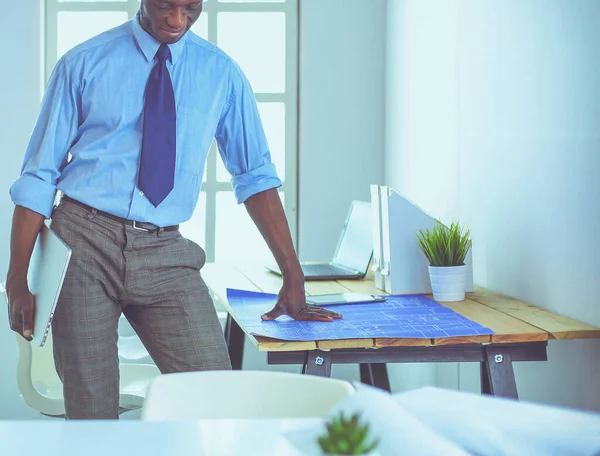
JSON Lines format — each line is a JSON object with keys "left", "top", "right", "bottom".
{"left": 10, "top": 17, "right": 281, "bottom": 226}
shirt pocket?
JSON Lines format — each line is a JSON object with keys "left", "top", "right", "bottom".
{"left": 176, "top": 104, "right": 217, "bottom": 177}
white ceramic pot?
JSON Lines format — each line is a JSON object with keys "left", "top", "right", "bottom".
{"left": 428, "top": 264, "right": 467, "bottom": 302}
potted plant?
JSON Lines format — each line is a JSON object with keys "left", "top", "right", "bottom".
{"left": 318, "top": 411, "right": 380, "bottom": 455}
{"left": 415, "top": 220, "right": 472, "bottom": 302}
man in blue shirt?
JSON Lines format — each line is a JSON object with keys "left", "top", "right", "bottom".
{"left": 6, "top": 0, "right": 341, "bottom": 419}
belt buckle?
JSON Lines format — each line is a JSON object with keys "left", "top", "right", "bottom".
{"left": 132, "top": 221, "right": 152, "bottom": 233}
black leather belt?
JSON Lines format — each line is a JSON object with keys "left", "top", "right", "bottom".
{"left": 61, "top": 195, "right": 179, "bottom": 234}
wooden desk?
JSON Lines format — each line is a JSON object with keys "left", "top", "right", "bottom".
{"left": 203, "top": 262, "right": 600, "bottom": 399}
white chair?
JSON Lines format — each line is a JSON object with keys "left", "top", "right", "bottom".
{"left": 13, "top": 323, "right": 65, "bottom": 416}
{"left": 141, "top": 370, "right": 355, "bottom": 421}
{"left": 3, "top": 286, "right": 160, "bottom": 416}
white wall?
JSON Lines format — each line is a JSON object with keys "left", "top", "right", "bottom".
{"left": 386, "top": 0, "right": 600, "bottom": 411}
{"left": 298, "top": 0, "right": 386, "bottom": 261}
{"left": 0, "top": 0, "right": 46, "bottom": 419}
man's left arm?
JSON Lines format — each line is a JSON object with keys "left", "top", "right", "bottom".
{"left": 215, "top": 61, "right": 341, "bottom": 321}
{"left": 244, "top": 188, "right": 341, "bottom": 321}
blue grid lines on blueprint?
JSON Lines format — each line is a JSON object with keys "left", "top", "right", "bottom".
{"left": 226, "top": 289, "right": 494, "bottom": 341}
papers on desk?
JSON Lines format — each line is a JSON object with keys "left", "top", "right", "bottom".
{"left": 394, "top": 387, "right": 600, "bottom": 456}
{"left": 285, "top": 385, "right": 600, "bottom": 456}
{"left": 227, "top": 288, "right": 493, "bottom": 341}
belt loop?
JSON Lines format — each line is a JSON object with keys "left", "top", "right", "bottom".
{"left": 86, "top": 207, "right": 98, "bottom": 220}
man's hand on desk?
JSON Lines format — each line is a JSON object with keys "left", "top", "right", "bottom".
{"left": 243, "top": 189, "right": 341, "bottom": 321}
{"left": 260, "top": 279, "right": 343, "bottom": 322}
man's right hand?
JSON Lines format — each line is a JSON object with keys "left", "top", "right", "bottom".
{"left": 6, "top": 278, "right": 35, "bottom": 341}
{"left": 6, "top": 205, "right": 47, "bottom": 342}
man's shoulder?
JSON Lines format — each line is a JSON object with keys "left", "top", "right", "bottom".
{"left": 61, "top": 21, "right": 133, "bottom": 64}
{"left": 185, "top": 32, "right": 234, "bottom": 68}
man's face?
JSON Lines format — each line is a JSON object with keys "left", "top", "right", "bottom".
{"left": 140, "top": 0, "right": 203, "bottom": 44}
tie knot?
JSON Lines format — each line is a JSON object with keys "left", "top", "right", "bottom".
{"left": 156, "top": 44, "right": 171, "bottom": 64}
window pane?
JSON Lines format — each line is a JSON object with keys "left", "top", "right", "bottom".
{"left": 57, "top": 12, "right": 128, "bottom": 59}
{"left": 217, "top": 102, "right": 285, "bottom": 182}
{"left": 190, "top": 13, "right": 209, "bottom": 40}
{"left": 215, "top": 191, "right": 283, "bottom": 261}
{"left": 179, "top": 192, "right": 207, "bottom": 248}
{"left": 217, "top": 13, "right": 285, "bottom": 93}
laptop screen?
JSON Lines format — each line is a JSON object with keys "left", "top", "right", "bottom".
{"left": 331, "top": 201, "right": 373, "bottom": 273}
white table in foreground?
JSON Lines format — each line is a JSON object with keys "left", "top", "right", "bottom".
{"left": 0, "top": 418, "right": 321, "bottom": 456}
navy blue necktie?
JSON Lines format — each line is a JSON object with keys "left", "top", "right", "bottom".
{"left": 139, "top": 44, "right": 176, "bottom": 207}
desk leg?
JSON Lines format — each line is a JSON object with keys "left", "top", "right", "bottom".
{"left": 359, "top": 363, "right": 391, "bottom": 392}
{"left": 480, "top": 362, "right": 492, "bottom": 395}
{"left": 224, "top": 314, "right": 245, "bottom": 370}
{"left": 304, "top": 351, "right": 332, "bottom": 377}
{"left": 483, "top": 347, "right": 519, "bottom": 399}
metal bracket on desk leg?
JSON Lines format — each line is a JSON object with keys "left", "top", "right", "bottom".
{"left": 483, "top": 346, "right": 519, "bottom": 399}
{"left": 304, "top": 351, "right": 332, "bottom": 377}
{"left": 224, "top": 314, "right": 245, "bottom": 370}
{"left": 360, "top": 363, "right": 391, "bottom": 392}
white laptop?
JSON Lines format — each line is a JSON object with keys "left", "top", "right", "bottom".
{"left": 267, "top": 200, "right": 373, "bottom": 280}
{"left": 27, "top": 224, "right": 72, "bottom": 346}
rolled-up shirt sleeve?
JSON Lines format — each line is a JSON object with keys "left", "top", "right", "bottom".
{"left": 9, "top": 57, "right": 80, "bottom": 218}
{"left": 215, "top": 61, "right": 282, "bottom": 204}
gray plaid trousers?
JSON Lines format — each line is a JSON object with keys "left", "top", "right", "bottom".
{"left": 50, "top": 199, "right": 231, "bottom": 419}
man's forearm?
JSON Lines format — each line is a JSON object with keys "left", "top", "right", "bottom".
{"left": 7, "top": 206, "right": 46, "bottom": 286}
{"left": 244, "top": 188, "right": 303, "bottom": 282}
{"left": 245, "top": 188, "right": 341, "bottom": 322}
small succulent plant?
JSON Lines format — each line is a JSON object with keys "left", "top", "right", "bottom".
{"left": 318, "top": 412, "right": 379, "bottom": 455}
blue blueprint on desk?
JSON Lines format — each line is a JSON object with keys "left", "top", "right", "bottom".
{"left": 227, "top": 289, "right": 494, "bottom": 341}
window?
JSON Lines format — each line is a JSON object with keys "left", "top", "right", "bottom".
{"left": 44, "top": 0, "right": 298, "bottom": 262}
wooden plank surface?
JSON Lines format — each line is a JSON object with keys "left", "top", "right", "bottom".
{"left": 204, "top": 264, "right": 600, "bottom": 351}
{"left": 318, "top": 339, "right": 375, "bottom": 350}
{"left": 374, "top": 338, "right": 432, "bottom": 347}
{"left": 468, "top": 287, "right": 600, "bottom": 340}
{"left": 202, "top": 262, "right": 259, "bottom": 312}
{"left": 229, "top": 266, "right": 545, "bottom": 346}
{"left": 234, "top": 262, "right": 283, "bottom": 294}
{"left": 338, "top": 278, "right": 387, "bottom": 295}
{"left": 255, "top": 337, "right": 316, "bottom": 352}
{"left": 433, "top": 335, "right": 491, "bottom": 345}
{"left": 304, "top": 280, "right": 349, "bottom": 296}
{"left": 440, "top": 299, "right": 547, "bottom": 343}
{"left": 340, "top": 275, "right": 542, "bottom": 345}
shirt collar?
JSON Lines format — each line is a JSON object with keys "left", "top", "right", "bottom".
{"left": 131, "top": 14, "right": 187, "bottom": 65}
